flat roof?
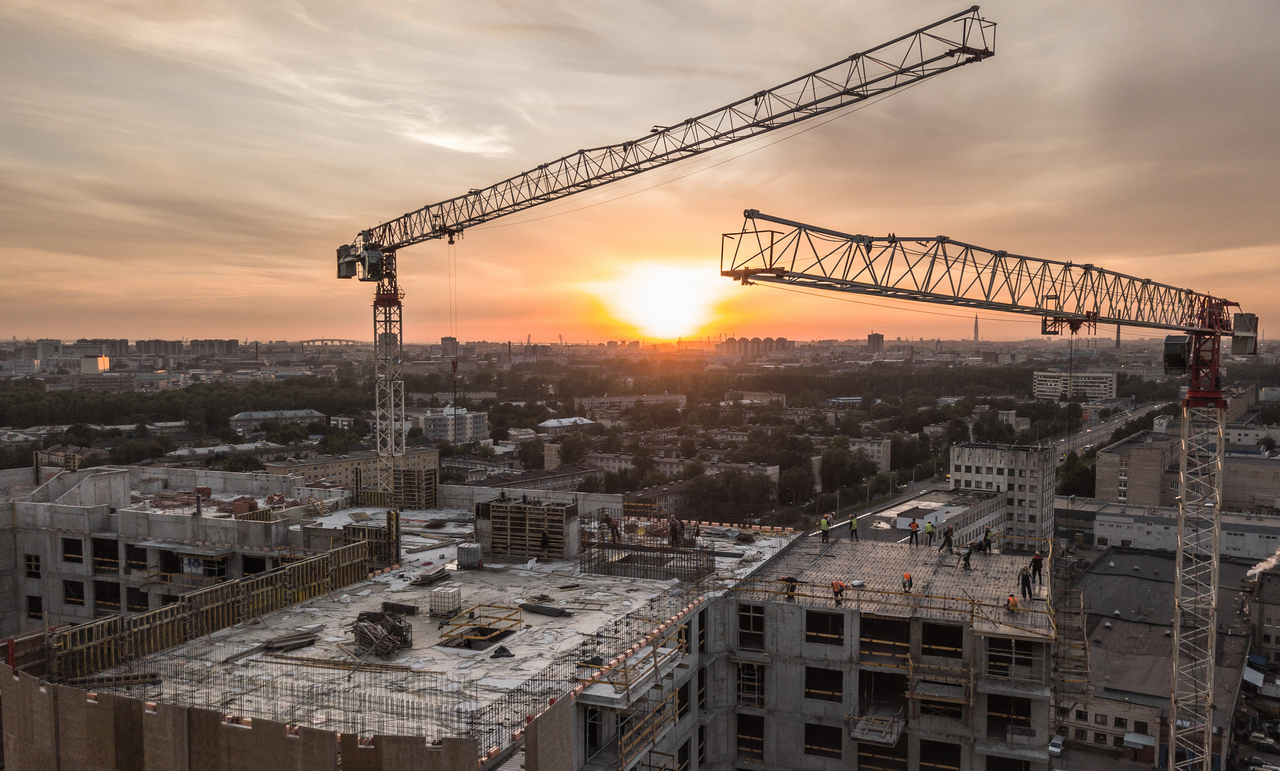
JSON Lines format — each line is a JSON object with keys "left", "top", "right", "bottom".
{"left": 747, "top": 538, "right": 1053, "bottom": 639}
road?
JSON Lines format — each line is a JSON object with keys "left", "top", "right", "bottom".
{"left": 1053, "top": 401, "right": 1170, "bottom": 458}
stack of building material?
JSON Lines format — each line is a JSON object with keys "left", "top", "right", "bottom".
{"left": 457, "top": 543, "right": 482, "bottom": 568}
{"left": 353, "top": 611, "right": 413, "bottom": 657}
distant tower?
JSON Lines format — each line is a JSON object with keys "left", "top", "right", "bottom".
{"left": 973, "top": 314, "right": 979, "bottom": 342}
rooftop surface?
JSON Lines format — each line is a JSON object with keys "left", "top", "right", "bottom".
{"left": 99, "top": 514, "right": 792, "bottom": 744}
{"left": 747, "top": 536, "right": 1053, "bottom": 639}
{"left": 1072, "top": 548, "right": 1253, "bottom": 731}
{"left": 1070, "top": 548, "right": 1254, "bottom": 633}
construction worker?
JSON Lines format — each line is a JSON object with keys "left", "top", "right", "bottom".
{"left": 961, "top": 547, "right": 972, "bottom": 570}
{"left": 1030, "top": 551, "right": 1044, "bottom": 585}
{"left": 780, "top": 575, "right": 801, "bottom": 602}
{"left": 667, "top": 515, "right": 684, "bottom": 549}
{"left": 908, "top": 518, "right": 920, "bottom": 546}
{"left": 1006, "top": 593, "right": 1019, "bottom": 612}
{"left": 902, "top": 571, "right": 913, "bottom": 592}
{"left": 982, "top": 526, "right": 993, "bottom": 553}
{"left": 602, "top": 513, "right": 621, "bottom": 542}
{"left": 924, "top": 520, "right": 936, "bottom": 546}
{"left": 939, "top": 525, "right": 954, "bottom": 553}
{"left": 1019, "top": 566, "right": 1032, "bottom": 601}
{"left": 819, "top": 515, "right": 830, "bottom": 543}
{"left": 849, "top": 515, "right": 859, "bottom": 541}
{"left": 832, "top": 580, "right": 848, "bottom": 606}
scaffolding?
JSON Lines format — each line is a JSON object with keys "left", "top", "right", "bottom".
{"left": 1051, "top": 588, "right": 1091, "bottom": 734}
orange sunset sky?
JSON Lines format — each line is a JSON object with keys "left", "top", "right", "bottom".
{"left": 1, "top": 1, "right": 1277, "bottom": 344}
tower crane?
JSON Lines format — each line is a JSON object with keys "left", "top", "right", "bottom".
{"left": 720, "top": 209, "right": 1258, "bottom": 771}
{"left": 334, "top": 7, "right": 995, "bottom": 506}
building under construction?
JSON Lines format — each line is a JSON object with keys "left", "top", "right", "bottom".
{"left": 0, "top": 456, "right": 1087, "bottom": 770}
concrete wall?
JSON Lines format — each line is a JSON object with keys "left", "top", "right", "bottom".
{"left": 0, "top": 664, "right": 478, "bottom": 771}
{"left": 123, "top": 467, "right": 306, "bottom": 498}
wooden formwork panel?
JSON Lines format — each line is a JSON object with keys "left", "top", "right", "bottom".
{"left": 241, "top": 572, "right": 290, "bottom": 620}
{"left": 185, "top": 582, "right": 243, "bottom": 639}
{"left": 122, "top": 604, "right": 187, "bottom": 661}
{"left": 330, "top": 541, "right": 372, "bottom": 588}
{"left": 288, "top": 553, "right": 331, "bottom": 603}
{"left": 52, "top": 616, "right": 124, "bottom": 681}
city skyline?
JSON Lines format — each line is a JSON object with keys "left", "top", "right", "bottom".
{"left": 2, "top": 2, "right": 1277, "bottom": 343}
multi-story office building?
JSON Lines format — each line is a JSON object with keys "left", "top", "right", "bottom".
{"left": 1032, "top": 371, "right": 1117, "bottom": 401}
{"left": 950, "top": 443, "right": 1057, "bottom": 552}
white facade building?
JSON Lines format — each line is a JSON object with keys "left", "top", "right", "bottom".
{"left": 1032, "top": 370, "right": 1117, "bottom": 401}
{"left": 950, "top": 443, "right": 1057, "bottom": 552}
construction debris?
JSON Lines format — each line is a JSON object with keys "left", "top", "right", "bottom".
{"left": 411, "top": 568, "right": 449, "bottom": 587}
{"left": 221, "top": 632, "right": 318, "bottom": 664}
{"left": 353, "top": 611, "right": 413, "bottom": 657}
{"left": 519, "top": 603, "right": 573, "bottom": 618}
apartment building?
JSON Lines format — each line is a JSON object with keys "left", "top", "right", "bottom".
{"left": 414, "top": 406, "right": 489, "bottom": 443}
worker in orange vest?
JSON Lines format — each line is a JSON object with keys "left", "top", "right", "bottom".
{"left": 1006, "top": 593, "right": 1019, "bottom": 612}
{"left": 832, "top": 580, "right": 848, "bottom": 606}
{"left": 908, "top": 518, "right": 920, "bottom": 546}
{"left": 902, "top": 571, "right": 913, "bottom": 592}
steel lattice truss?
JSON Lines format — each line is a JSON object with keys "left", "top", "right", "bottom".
{"left": 349, "top": 6, "right": 994, "bottom": 254}
{"left": 721, "top": 211, "right": 1232, "bottom": 333}
{"left": 1171, "top": 408, "right": 1224, "bottom": 771}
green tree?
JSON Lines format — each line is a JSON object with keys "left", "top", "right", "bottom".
{"left": 1056, "top": 451, "right": 1096, "bottom": 497}
{"left": 633, "top": 445, "right": 657, "bottom": 476}
{"left": 518, "top": 436, "right": 545, "bottom": 470}
{"left": 778, "top": 466, "right": 815, "bottom": 506}
{"left": 559, "top": 433, "right": 588, "bottom": 465}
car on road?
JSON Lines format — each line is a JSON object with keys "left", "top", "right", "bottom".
{"left": 1048, "top": 735, "right": 1064, "bottom": 757}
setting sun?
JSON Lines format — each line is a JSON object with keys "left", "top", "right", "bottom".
{"left": 583, "top": 263, "right": 732, "bottom": 340}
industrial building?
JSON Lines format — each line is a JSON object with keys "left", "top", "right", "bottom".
{"left": 949, "top": 443, "right": 1057, "bottom": 552}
